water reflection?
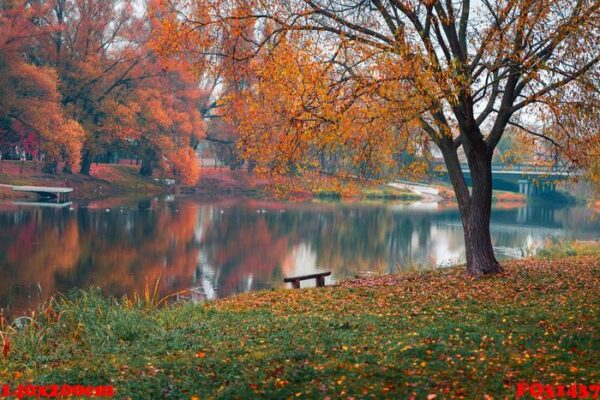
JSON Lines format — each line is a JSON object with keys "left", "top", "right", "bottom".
{"left": 0, "top": 198, "right": 599, "bottom": 316}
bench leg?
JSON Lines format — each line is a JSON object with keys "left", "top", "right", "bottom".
{"left": 292, "top": 279, "right": 300, "bottom": 289}
{"left": 316, "top": 276, "right": 325, "bottom": 287}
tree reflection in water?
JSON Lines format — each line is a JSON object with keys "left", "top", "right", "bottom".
{"left": 0, "top": 199, "right": 599, "bottom": 316}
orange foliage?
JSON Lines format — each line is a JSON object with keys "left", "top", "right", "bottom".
{"left": 222, "top": 38, "right": 425, "bottom": 179}
{"left": 0, "top": 2, "right": 84, "bottom": 167}
{"left": 156, "top": 0, "right": 600, "bottom": 275}
{"left": 169, "top": 147, "right": 202, "bottom": 185}
{"left": 1, "top": 0, "right": 205, "bottom": 185}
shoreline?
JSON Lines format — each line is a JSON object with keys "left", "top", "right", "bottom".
{"left": 0, "top": 161, "right": 166, "bottom": 201}
{"left": 0, "top": 250, "right": 598, "bottom": 398}
{"left": 0, "top": 161, "right": 590, "bottom": 207}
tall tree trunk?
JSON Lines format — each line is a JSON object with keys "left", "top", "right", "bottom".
{"left": 441, "top": 138, "right": 503, "bottom": 277}
{"left": 80, "top": 150, "right": 93, "bottom": 175}
{"left": 461, "top": 151, "right": 502, "bottom": 277}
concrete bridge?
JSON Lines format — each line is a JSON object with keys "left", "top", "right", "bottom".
{"left": 0, "top": 184, "right": 73, "bottom": 202}
{"left": 455, "top": 163, "right": 580, "bottom": 196}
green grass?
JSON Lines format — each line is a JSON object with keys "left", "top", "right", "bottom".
{"left": 313, "top": 188, "right": 344, "bottom": 199}
{"left": 535, "top": 238, "right": 600, "bottom": 258}
{"left": 362, "top": 186, "right": 422, "bottom": 200}
{"left": 313, "top": 185, "right": 422, "bottom": 201}
{"left": 1, "top": 255, "right": 599, "bottom": 399}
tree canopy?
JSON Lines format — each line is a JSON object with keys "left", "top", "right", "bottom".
{"left": 0, "top": 0, "right": 206, "bottom": 183}
{"left": 156, "top": 0, "right": 600, "bottom": 275}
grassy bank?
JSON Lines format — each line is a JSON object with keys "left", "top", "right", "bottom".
{"left": 262, "top": 174, "right": 423, "bottom": 201}
{"left": 535, "top": 239, "right": 600, "bottom": 258}
{"left": 1, "top": 254, "right": 598, "bottom": 399}
{"left": 0, "top": 162, "right": 421, "bottom": 203}
{"left": 434, "top": 183, "right": 527, "bottom": 204}
{"left": 0, "top": 161, "right": 165, "bottom": 201}
{"left": 314, "top": 184, "right": 422, "bottom": 201}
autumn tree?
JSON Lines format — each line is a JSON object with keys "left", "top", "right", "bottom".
{"left": 33, "top": 0, "right": 149, "bottom": 174}
{"left": 123, "top": 54, "right": 205, "bottom": 183}
{"left": 207, "top": 2, "right": 256, "bottom": 169}
{"left": 151, "top": 0, "right": 258, "bottom": 169}
{"left": 0, "top": 1, "right": 84, "bottom": 172}
{"left": 1, "top": 0, "right": 205, "bottom": 183}
{"left": 224, "top": 37, "right": 426, "bottom": 179}
{"left": 161, "top": 0, "right": 600, "bottom": 276}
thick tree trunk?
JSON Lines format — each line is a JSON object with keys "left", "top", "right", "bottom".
{"left": 461, "top": 150, "right": 503, "bottom": 277}
{"left": 440, "top": 138, "right": 503, "bottom": 277}
{"left": 80, "top": 150, "right": 93, "bottom": 175}
{"left": 462, "top": 209, "right": 501, "bottom": 276}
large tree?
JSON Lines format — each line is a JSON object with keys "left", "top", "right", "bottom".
{"left": 0, "top": 0, "right": 84, "bottom": 172}
{"left": 163, "top": 0, "right": 600, "bottom": 276}
{"left": 36, "top": 0, "right": 147, "bottom": 174}
{"left": 1, "top": 0, "right": 206, "bottom": 184}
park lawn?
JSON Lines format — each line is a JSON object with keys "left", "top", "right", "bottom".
{"left": 1, "top": 255, "right": 598, "bottom": 399}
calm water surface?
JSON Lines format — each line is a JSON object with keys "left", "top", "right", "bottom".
{"left": 1, "top": 196, "right": 599, "bottom": 315}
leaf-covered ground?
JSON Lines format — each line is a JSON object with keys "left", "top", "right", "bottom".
{"left": 1, "top": 255, "right": 598, "bottom": 399}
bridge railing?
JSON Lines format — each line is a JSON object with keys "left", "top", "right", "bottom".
{"left": 432, "top": 160, "right": 580, "bottom": 176}
{"left": 457, "top": 163, "right": 576, "bottom": 174}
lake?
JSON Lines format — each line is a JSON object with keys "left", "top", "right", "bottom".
{"left": 1, "top": 196, "right": 599, "bottom": 316}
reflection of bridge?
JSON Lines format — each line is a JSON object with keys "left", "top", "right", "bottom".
{"left": 455, "top": 163, "right": 580, "bottom": 195}
{"left": 439, "top": 221, "right": 560, "bottom": 236}
{"left": 387, "top": 202, "right": 598, "bottom": 232}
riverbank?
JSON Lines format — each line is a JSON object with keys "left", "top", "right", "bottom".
{"left": 434, "top": 182, "right": 527, "bottom": 204}
{"left": 0, "top": 161, "right": 590, "bottom": 207}
{"left": 0, "top": 161, "right": 165, "bottom": 201}
{"left": 0, "top": 160, "right": 420, "bottom": 202}
{"left": 1, "top": 251, "right": 598, "bottom": 399}
{"left": 192, "top": 169, "right": 422, "bottom": 201}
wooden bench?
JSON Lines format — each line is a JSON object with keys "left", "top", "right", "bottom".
{"left": 284, "top": 271, "right": 331, "bottom": 289}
